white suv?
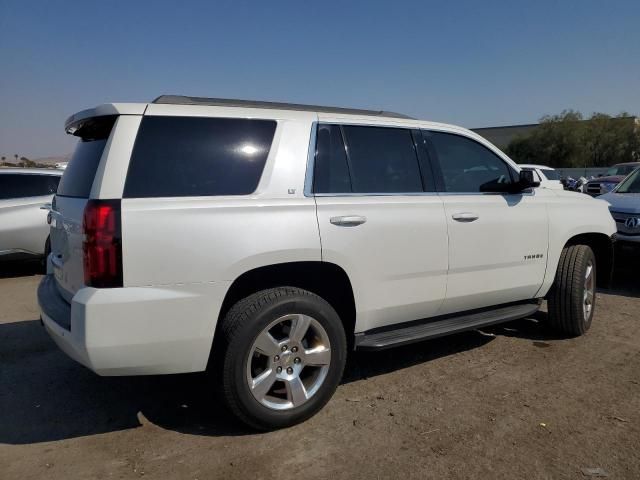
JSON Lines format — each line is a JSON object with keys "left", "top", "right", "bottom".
{"left": 38, "top": 96, "right": 616, "bottom": 430}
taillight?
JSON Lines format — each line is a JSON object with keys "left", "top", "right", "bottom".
{"left": 82, "top": 199, "right": 123, "bottom": 288}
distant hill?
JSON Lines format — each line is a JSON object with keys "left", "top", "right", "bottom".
{"left": 31, "top": 154, "right": 71, "bottom": 165}
{"left": 0, "top": 154, "right": 71, "bottom": 167}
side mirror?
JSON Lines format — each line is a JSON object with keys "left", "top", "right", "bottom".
{"left": 518, "top": 170, "right": 540, "bottom": 191}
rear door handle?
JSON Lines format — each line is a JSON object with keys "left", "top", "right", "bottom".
{"left": 330, "top": 215, "right": 367, "bottom": 227}
{"left": 452, "top": 212, "right": 479, "bottom": 222}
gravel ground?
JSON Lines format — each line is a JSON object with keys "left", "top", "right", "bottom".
{"left": 1, "top": 254, "right": 639, "bottom": 480}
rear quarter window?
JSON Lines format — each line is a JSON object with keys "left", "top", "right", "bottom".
{"left": 124, "top": 116, "right": 277, "bottom": 198}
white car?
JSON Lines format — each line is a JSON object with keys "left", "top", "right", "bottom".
{"left": 38, "top": 96, "right": 616, "bottom": 430}
{"left": 518, "top": 164, "right": 564, "bottom": 190}
{"left": 0, "top": 168, "right": 62, "bottom": 260}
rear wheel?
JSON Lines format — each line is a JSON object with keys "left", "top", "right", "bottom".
{"left": 547, "top": 244, "right": 596, "bottom": 336}
{"left": 217, "top": 287, "right": 347, "bottom": 430}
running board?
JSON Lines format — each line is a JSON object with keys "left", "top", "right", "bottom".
{"left": 355, "top": 302, "right": 540, "bottom": 351}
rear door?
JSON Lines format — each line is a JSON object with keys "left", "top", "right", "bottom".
{"left": 313, "top": 123, "right": 448, "bottom": 333}
{"left": 50, "top": 116, "right": 118, "bottom": 302}
{"left": 424, "top": 130, "right": 548, "bottom": 315}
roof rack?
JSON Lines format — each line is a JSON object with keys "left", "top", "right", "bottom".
{"left": 152, "top": 95, "right": 414, "bottom": 120}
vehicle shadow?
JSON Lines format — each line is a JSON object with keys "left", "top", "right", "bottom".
{"left": 2, "top": 255, "right": 636, "bottom": 444}
{"left": 0, "top": 317, "right": 495, "bottom": 444}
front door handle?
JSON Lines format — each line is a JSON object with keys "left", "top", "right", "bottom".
{"left": 452, "top": 212, "right": 479, "bottom": 222}
{"left": 330, "top": 215, "right": 367, "bottom": 227}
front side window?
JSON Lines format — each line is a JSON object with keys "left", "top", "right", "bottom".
{"left": 0, "top": 174, "right": 60, "bottom": 200}
{"left": 124, "top": 116, "right": 277, "bottom": 198}
{"left": 425, "top": 131, "right": 514, "bottom": 193}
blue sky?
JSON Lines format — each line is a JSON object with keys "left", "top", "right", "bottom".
{"left": 1, "top": 0, "right": 639, "bottom": 158}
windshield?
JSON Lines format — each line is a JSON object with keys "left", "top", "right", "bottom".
{"left": 541, "top": 169, "right": 561, "bottom": 181}
{"left": 615, "top": 168, "right": 640, "bottom": 193}
{"left": 605, "top": 164, "right": 637, "bottom": 177}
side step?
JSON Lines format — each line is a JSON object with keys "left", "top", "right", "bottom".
{"left": 355, "top": 301, "right": 540, "bottom": 350}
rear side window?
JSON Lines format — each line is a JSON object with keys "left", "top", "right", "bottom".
{"left": 0, "top": 174, "right": 60, "bottom": 199}
{"left": 313, "top": 124, "right": 424, "bottom": 194}
{"left": 425, "top": 131, "right": 514, "bottom": 193}
{"left": 58, "top": 116, "right": 117, "bottom": 198}
{"left": 124, "top": 116, "right": 276, "bottom": 198}
{"left": 313, "top": 124, "right": 351, "bottom": 193}
{"left": 342, "top": 126, "right": 423, "bottom": 193}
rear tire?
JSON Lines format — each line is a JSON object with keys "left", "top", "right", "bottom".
{"left": 547, "top": 244, "right": 596, "bottom": 336}
{"left": 217, "top": 287, "right": 347, "bottom": 430}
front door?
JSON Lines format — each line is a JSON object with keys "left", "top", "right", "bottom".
{"left": 423, "top": 130, "right": 549, "bottom": 315}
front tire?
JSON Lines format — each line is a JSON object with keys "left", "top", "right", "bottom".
{"left": 547, "top": 244, "right": 596, "bottom": 336}
{"left": 218, "top": 287, "right": 347, "bottom": 430}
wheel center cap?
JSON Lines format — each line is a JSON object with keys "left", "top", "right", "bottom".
{"left": 280, "top": 351, "right": 294, "bottom": 367}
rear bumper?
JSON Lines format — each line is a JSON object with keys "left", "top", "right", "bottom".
{"left": 37, "top": 274, "right": 230, "bottom": 376}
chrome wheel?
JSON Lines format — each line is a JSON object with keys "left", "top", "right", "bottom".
{"left": 583, "top": 261, "right": 595, "bottom": 321}
{"left": 246, "top": 314, "right": 331, "bottom": 410}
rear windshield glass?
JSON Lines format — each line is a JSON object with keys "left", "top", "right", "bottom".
{"left": 124, "top": 116, "right": 276, "bottom": 198}
{"left": 57, "top": 116, "right": 117, "bottom": 198}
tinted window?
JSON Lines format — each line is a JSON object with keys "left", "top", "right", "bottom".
{"left": 425, "top": 131, "right": 514, "bottom": 192}
{"left": 124, "top": 116, "right": 276, "bottom": 198}
{"left": 0, "top": 174, "right": 60, "bottom": 199}
{"left": 58, "top": 116, "right": 117, "bottom": 198}
{"left": 341, "top": 125, "right": 422, "bottom": 193}
{"left": 313, "top": 124, "right": 351, "bottom": 193}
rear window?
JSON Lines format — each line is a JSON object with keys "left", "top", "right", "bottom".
{"left": 57, "top": 116, "right": 117, "bottom": 198}
{"left": 124, "top": 116, "right": 277, "bottom": 198}
{"left": 0, "top": 174, "right": 60, "bottom": 199}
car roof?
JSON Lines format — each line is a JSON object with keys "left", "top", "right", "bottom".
{"left": 612, "top": 162, "right": 640, "bottom": 167}
{"left": 0, "top": 167, "right": 63, "bottom": 175}
{"left": 152, "top": 95, "right": 415, "bottom": 120}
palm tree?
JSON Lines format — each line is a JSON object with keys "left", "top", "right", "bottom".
{"left": 14, "top": 154, "right": 18, "bottom": 163}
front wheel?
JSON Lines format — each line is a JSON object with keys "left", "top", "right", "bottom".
{"left": 547, "top": 244, "right": 596, "bottom": 336}
{"left": 217, "top": 287, "right": 347, "bottom": 430}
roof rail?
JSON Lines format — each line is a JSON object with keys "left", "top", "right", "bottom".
{"left": 152, "top": 95, "right": 414, "bottom": 119}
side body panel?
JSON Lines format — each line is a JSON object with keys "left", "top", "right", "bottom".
{"left": 0, "top": 195, "right": 52, "bottom": 255}
{"left": 439, "top": 191, "right": 549, "bottom": 314}
{"left": 316, "top": 195, "right": 448, "bottom": 333}
{"left": 536, "top": 190, "right": 616, "bottom": 297}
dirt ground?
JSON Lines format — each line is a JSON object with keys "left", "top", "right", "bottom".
{"left": 1, "top": 254, "right": 639, "bottom": 480}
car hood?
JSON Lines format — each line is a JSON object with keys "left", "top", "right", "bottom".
{"left": 598, "top": 192, "right": 640, "bottom": 213}
{"left": 589, "top": 175, "right": 624, "bottom": 183}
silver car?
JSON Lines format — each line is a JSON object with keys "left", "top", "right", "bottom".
{"left": 0, "top": 168, "right": 62, "bottom": 260}
{"left": 599, "top": 167, "right": 640, "bottom": 249}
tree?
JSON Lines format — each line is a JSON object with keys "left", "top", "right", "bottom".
{"left": 506, "top": 110, "right": 640, "bottom": 168}
{"left": 14, "top": 154, "right": 18, "bottom": 163}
